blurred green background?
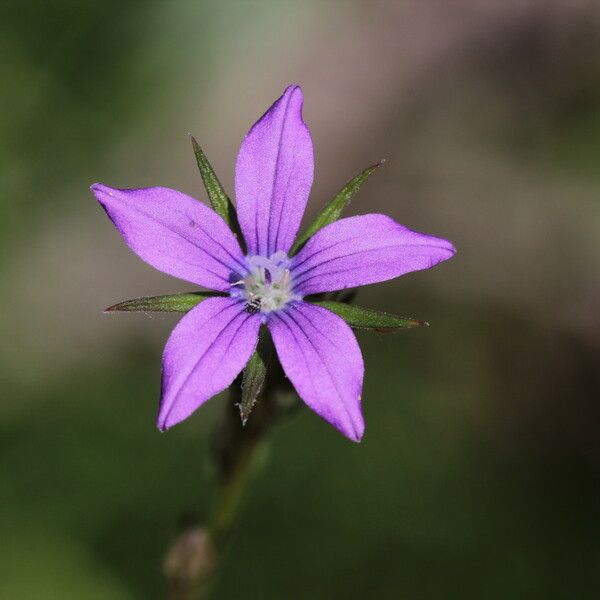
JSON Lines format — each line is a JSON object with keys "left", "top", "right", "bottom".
{"left": 1, "top": 1, "right": 599, "bottom": 598}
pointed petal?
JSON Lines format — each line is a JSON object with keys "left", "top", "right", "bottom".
{"left": 235, "top": 85, "right": 314, "bottom": 257}
{"left": 158, "top": 297, "right": 260, "bottom": 430}
{"left": 268, "top": 302, "right": 364, "bottom": 442}
{"left": 291, "top": 214, "right": 455, "bottom": 295}
{"left": 91, "top": 184, "right": 246, "bottom": 291}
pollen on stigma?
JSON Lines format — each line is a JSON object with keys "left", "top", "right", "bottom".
{"left": 230, "top": 251, "right": 301, "bottom": 317}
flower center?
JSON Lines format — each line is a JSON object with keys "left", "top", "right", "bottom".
{"left": 230, "top": 251, "right": 298, "bottom": 314}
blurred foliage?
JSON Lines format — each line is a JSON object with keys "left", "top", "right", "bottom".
{"left": 0, "top": 0, "right": 216, "bottom": 252}
{"left": 1, "top": 1, "right": 599, "bottom": 599}
{"left": 477, "top": 9, "right": 600, "bottom": 181}
{"left": 1, "top": 302, "right": 598, "bottom": 598}
{"left": 1, "top": 1, "right": 140, "bottom": 243}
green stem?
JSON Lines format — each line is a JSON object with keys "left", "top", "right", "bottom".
{"left": 163, "top": 376, "right": 277, "bottom": 600}
{"left": 208, "top": 387, "right": 274, "bottom": 546}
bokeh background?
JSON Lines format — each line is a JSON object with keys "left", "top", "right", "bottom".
{"left": 1, "top": 1, "right": 599, "bottom": 598}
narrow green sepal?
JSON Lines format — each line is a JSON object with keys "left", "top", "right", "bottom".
{"left": 239, "top": 351, "right": 266, "bottom": 426}
{"left": 190, "top": 135, "right": 237, "bottom": 227}
{"left": 105, "top": 292, "right": 223, "bottom": 313}
{"left": 239, "top": 330, "right": 271, "bottom": 425}
{"left": 312, "top": 300, "right": 427, "bottom": 332}
{"left": 290, "top": 160, "right": 385, "bottom": 255}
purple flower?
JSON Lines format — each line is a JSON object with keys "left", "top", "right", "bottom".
{"left": 91, "top": 85, "right": 455, "bottom": 442}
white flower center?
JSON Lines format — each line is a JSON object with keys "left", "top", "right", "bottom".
{"left": 231, "top": 251, "right": 299, "bottom": 314}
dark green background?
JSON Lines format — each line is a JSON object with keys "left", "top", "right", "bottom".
{"left": 1, "top": 1, "right": 599, "bottom": 598}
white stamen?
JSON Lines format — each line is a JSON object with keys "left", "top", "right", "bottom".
{"left": 230, "top": 252, "right": 298, "bottom": 314}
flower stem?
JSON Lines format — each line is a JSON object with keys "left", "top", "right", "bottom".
{"left": 163, "top": 373, "right": 277, "bottom": 600}
{"left": 209, "top": 383, "right": 275, "bottom": 546}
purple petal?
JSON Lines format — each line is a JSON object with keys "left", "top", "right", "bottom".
{"left": 91, "top": 184, "right": 246, "bottom": 291}
{"left": 268, "top": 302, "right": 364, "bottom": 442}
{"left": 291, "top": 214, "right": 455, "bottom": 295}
{"left": 235, "top": 85, "right": 314, "bottom": 257}
{"left": 158, "top": 297, "right": 260, "bottom": 430}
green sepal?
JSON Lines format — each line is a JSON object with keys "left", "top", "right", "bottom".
{"left": 312, "top": 300, "right": 427, "bottom": 332}
{"left": 290, "top": 160, "right": 384, "bottom": 255}
{"left": 239, "top": 329, "right": 271, "bottom": 425}
{"left": 105, "top": 291, "right": 223, "bottom": 313}
{"left": 190, "top": 135, "right": 237, "bottom": 227}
